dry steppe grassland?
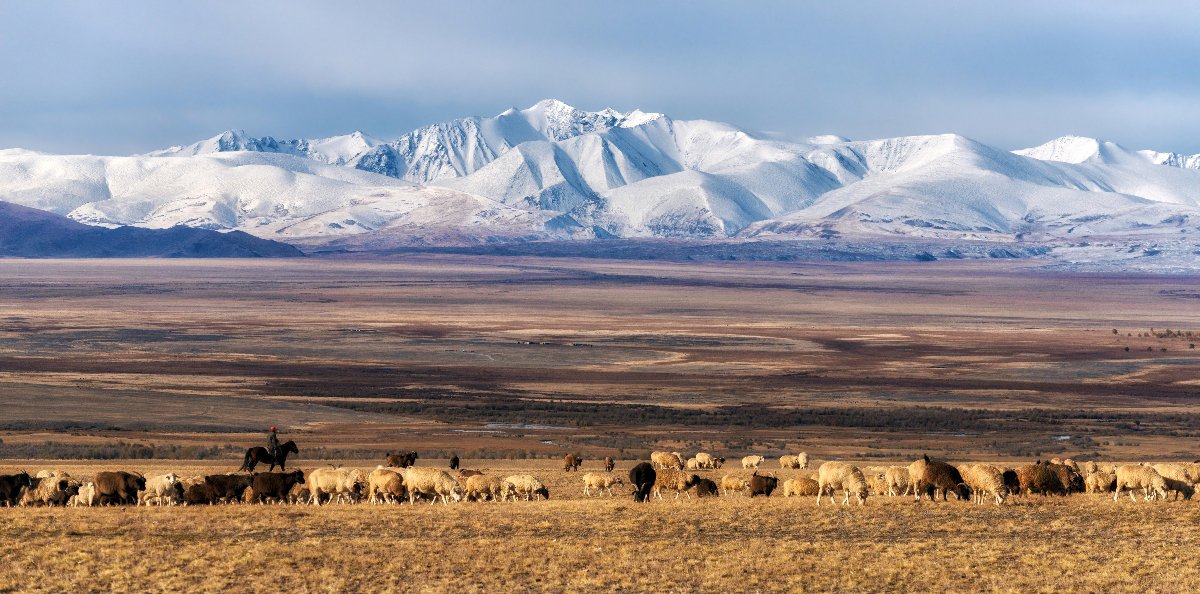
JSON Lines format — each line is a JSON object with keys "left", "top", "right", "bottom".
{"left": 1, "top": 256, "right": 1199, "bottom": 592}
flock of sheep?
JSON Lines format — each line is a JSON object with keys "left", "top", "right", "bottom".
{"left": 639, "top": 451, "right": 1200, "bottom": 505}
{"left": 1, "top": 450, "right": 1195, "bottom": 509}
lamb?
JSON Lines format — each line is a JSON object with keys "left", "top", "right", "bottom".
{"left": 908, "top": 456, "right": 968, "bottom": 502}
{"left": 960, "top": 463, "right": 1008, "bottom": 505}
{"left": 816, "top": 461, "right": 869, "bottom": 506}
{"left": 138, "top": 473, "right": 181, "bottom": 506}
{"left": 1159, "top": 477, "right": 1195, "bottom": 501}
{"left": 741, "top": 455, "right": 766, "bottom": 469}
{"left": 581, "top": 473, "right": 625, "bottom": 497}
{"left": 1113, "top": 464, "right": 1168, "bottom": 502}
{"left": 650, "top": 451, "right": 684, "bottom": 470}
{"left": 69, "top": 481, "right": 96, "bottom": 507}
{"left": 367, "top": 467, "right": 406, "bottom": 504}
{"left": 720, "top": 474, "right": 748, "bottom": 496}
{"left": 781, "top": 477, "right": 819, "bottom": 497}
{"left": 694, "top": 478, "right": 720, "bottom": 497}
{"left": 884, "top": 466, "right": 912, "bottom": 496}
{"left": 779, "top": 454, "right": 809, "bottom": 470}
{"left": 503, "top": 474, "right": 550, "bottom": 501}
{"left": 653, "top": 468, "right": 701, "bottom": 499}
{"left": 464, "top": 474, "right": 506, "bottom": 502}
{"left": 695, "top": 453, "right": 723, "bottom": 469}
{"left": 402, "top": 467, "right": 464, "bottom": 504}
{"left": 1085, "top": 471, "right": 1116, "bottom": 494}
{"left": 686, "top": 458, "right": 701, "bottom": 471}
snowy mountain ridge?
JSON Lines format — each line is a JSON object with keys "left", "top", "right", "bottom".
{"left": 1, "top": 100, "right": 1199, "bottom": 267}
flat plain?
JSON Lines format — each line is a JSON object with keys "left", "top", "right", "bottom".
{"left": 1, "top": 255, "right": 1199, "bottom": 591}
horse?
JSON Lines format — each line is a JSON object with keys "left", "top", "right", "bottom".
{"left": 239, "top": 440, "right": 299, "bottom": 472}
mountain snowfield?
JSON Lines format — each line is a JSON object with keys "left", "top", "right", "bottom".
{"left": 1, "top": 99, "right": 1198, "bottom": 266}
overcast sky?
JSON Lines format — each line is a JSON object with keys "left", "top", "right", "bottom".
{"left": 3, "top": 1, "right": 1199, "bottom": 154}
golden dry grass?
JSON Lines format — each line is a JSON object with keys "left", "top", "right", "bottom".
{"left": 3, "top": 459, "right": 1200, "bottom": 592}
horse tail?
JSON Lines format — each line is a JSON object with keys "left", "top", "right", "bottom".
{"left": 238, "top": 449, "right": 253, "bottom": 472}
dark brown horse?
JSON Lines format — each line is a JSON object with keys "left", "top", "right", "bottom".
{"left": 239, "top": 440, "right": 298, "bottom": 472}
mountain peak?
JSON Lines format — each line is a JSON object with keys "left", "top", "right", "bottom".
{"left": 1015, "top": 135, "right": 1105, "bottom": 164}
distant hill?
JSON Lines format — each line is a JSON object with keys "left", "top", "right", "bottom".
{"left": 0, "top": 202, "right": 303, "bottom": 257}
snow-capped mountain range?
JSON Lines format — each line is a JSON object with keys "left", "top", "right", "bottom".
{"left": 1, "top": 99, "right": 1198, "bottom": 261}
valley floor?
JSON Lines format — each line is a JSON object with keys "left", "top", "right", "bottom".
{"left": 2, "top": 459, "right": 1199, "bottom": 593}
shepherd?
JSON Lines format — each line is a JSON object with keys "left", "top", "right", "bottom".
{"left": 239, "top": 426, "right": 299, "bottom": 472}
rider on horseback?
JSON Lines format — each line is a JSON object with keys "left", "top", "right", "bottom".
{"left": 268, "top": 426, "right": 280, "bottom": 461}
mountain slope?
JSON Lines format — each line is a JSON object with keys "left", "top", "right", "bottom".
{"left": 2, "top": 102, "right": 1200, "bottom": 255}
{"left": 0, "top": 201, "right": 302, "bottom": 257}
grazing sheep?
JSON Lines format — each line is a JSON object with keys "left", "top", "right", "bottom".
{"left": 604, "top": 457, "right": 615, "bottom": 473}
{"left": 782, "top": 477, "right": 820, "bottom": 497}
{"left": 402, "top": 467, "right": 464, "bottom": 505}
{"left": 779, "top": 454, "right": 809, "bottom": 470}
{"left": 1114, "top": 464, "right": 1168, "bottom": 502}
{"left": 908, "top": 456, "right": 968, "bottom": 502}
{"left": 816, "top": 462, "right": 869, "bottom": 506}
{"left": 563, "top": 454, "right": 582, "bottom": 472}
{"left": 1085, "top": 471, "right": 1116, "bottom": 494}
{"left": 1159, "top": 477, "right": 1195, "bottom": 501}
{"left": 582, "top": 473, "right": 625, "bottom": 497}
{"left": 686, "top": 458, "right": 701, "bottom": 470}
{"left": 650, "top": 452, "right": 684, "bottom": 470}
{"left": 504, "top": 474, "right": 550, "bottom": 501}
{"left": 1014, "top": 461, "right": 1068, "bottom": 497}
{"left": 95, "top": 471, "right": 146, "bottom": 506}
{"left": 961, "top": 464, "right": 1008, "bottom": 505}
{"left": 308, "top": 467, "right": 366, "bottom": 505}
{"left": 1048, "top": 463, "right": 1085, "bottom": 494}
{"left": 138, "top": 473, "right": 181, "bottom": 506}
{"left": 884, "top": 466, "right": 912, "bottom": 497}
{"left": 629, "top": 463, "right": 656, "bottom": 502}
{"left": 463, "top": 474, "right": 506, "bottom": 502}
{"left": 720, "top": 474, "right": 749, "bottom": 496}
{"left": 250, "top": 471, "right": 306, "bottom": 505}
{"left": 1152, "top": 463, "right": 1200, "bottom": 486}
{"left": 367, "top": 467, "right": 406, "bottom": 504}
{"left": 653, "top": 468, "right": 702, "bottom": 499}
{"left": 695, "top": 453, "right": 723, "bottom": 469}
{"left": 741, "top": 455, "right": 766, "bottom": 469}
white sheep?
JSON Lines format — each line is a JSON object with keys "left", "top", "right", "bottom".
{"left": 960, "top": 463, "right": 1008, "bottom": 505}
{"left": 695, "top": 453, "right": 720, "bottom": 469}
{"left": 503, "top": 474, "right": 549, "bottom": 501}
{"left": 403, "top": 467, "right": 463, "bottom": 504}
{"left": 581, "top": 473, "right": 624, "bottom": 497}
{"left": 779, "top": 454, "right": 809, "bottom": 469}
{"left": 21, "top": 471, "right": 74, "bottom": 506}
{"left": 367, "top": 467, "right": 406, "bottom": 504}
{"left": 686, "top": 458, "right": 701, "bottom": 470}
{"left": 308, "top": 467, "right": 366, "bottom": 505}
{"left": 741, "top": 455, "right": 765, "bottom": 469}
{"left": 138, "top": 473, "right": 181, "bottom": 506}
{"left": 68, "top": 481, "right": 96, "bottom": 507}
{"left": 650, "top": 451, "right": 684, "bottom": 470}
{"left": 720, "top": 474, "right": 748, "bottom": 496}
{"left": 464, "top": 474, "right": 506, "bottom": 502}
{"left": 1113, "top": 464, "right": 1168, "bottom": 502}
{"left": 884, "top": 466, "right": 911, "bottom": 496}
{"left": 816, "top": 461, "right": 869, "bottom": 506}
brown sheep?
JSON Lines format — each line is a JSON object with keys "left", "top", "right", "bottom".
{"left": 1014, "top": 461, "right": 1068, "bottom": 497}
{"left": 909, "top": 456, "right": 968, "bottom": 502}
